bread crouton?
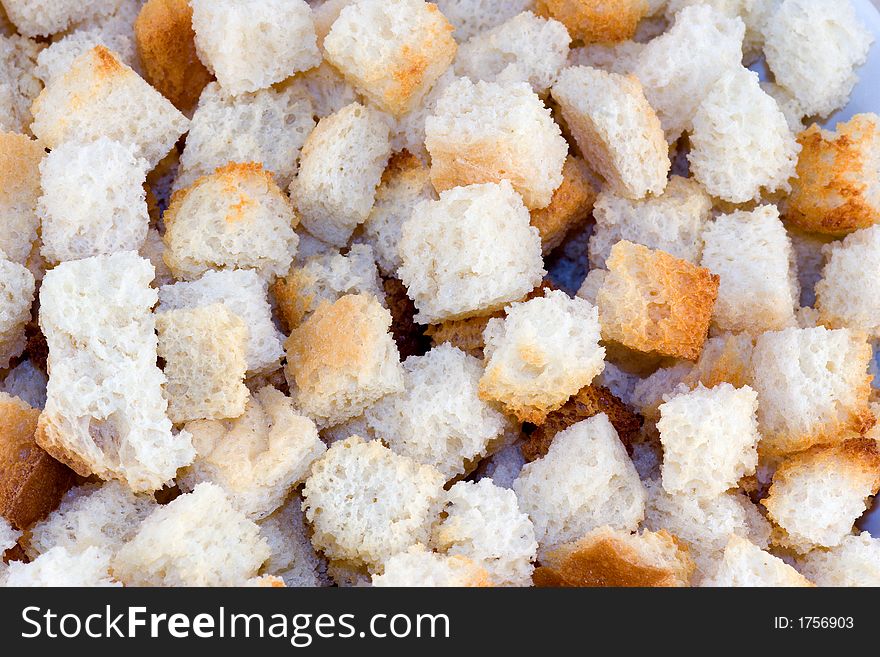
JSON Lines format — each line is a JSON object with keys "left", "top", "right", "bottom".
{"left": 0, "top": 132, "right": 43, "bottom": 265}
{"left": 257, "top": 494, "right": 330, "bottom": 587}
{"left": 0, "top": 35, "right": 42, "bottom": 134}
{"left": 433, "top": 0, "right": 535, "bottom": 42}
{"left": 797, "top": 532, "right": 880, "bottom": 587}
{"left": 0, "top": 0, "right": 119, "bottom": 36}
{"left": 701, "top": 535, "right": 814, "bottom": 587}
{"left": 530, "top": 155, "right": 598, "bottom": 255}
{"left": 372, "top": 544, "right": 491, "bottom": 587}
{"left": 6, "top": 545, "right": 120, "bottom": 586}
{"left": 535, "top": 0, "right": 649, "bottom": 44}
{"left": 0, "top": 257, "right": 34, "bottom": 370}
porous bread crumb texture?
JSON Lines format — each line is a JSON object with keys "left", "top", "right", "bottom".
{"left": 530, "top": 155, "right": 597, "bottom": 255}
{"left": 701, "top": 535, "right": 814, "bottom": 587}
{"left": 0, "top": 34, "right": 42, "bottom": 134}
{"left": 797, "top": 532, "right": 880, "bottom": 587}
{"left": 5, "top": 545, "right": 120, "bottom": 587}
{"left": 535, "top": 0, "right": 649, "bottom": 44}
{"left": 0, "top": 257, "right": 34, "bottom": 370}
{"left": 0, "top": 132, "right": 43, "bottom": 265}
{"left": 0, "top": 0, "right": 120, "bottom": 36}
{"left": 372, "top": 544, "right": 491, "bottom": 587}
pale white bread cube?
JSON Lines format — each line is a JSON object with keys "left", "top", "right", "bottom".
{"left": 38, "top": 137, "right": 150, "bottom": 264}
{"left": 797, "top": 532, "right": 880, "bottom": 587}
{"left": 286, "top": 61, "right": 360, "bottom": 120}
{"left": 0, "top": 256, "right": 33, "bottom": 369}
{"left": 513, "top": 414, "right": 645, "bottom": 555}
{"left": 163, "top": 162, "right": 299, "bottom": 281}
{"left": 360, "top": 151, "right": 435, "bottom": 277}
{"left": 1, "top": 359, "right": 48, "bottom": 409}
{"left": 372, "top": 544, "right": 491, "bottom": 587}
{"left": 291, "top": 102, "right": 391, "bottom": 246}
{"left": 434, "top": 0, "right": 536, "bottom": 41}
{"left": 474, "top": 442, "right": 526, "bottom": 490}
{"left": 257, "top": 494, "right": 330, "bottom": 587}
{"left": 0, "top": 35, "right": 43, "bottom": 134}
{"left": 551, "top": 66, "right": 669, "bottom": 200}
{"left": 189, "top": 0, "right": 320, "bottom": 96}
{"left": 37, "top": 253, "right": 195, "bottom": 492}
{"left": 272, "top": 243, "right": 384, "bottom": 331}
{"left": 389, "top": 66, "right": 454, "bottom": 160}
{"left": 632, "top": 4, "right": 745, "bottom": 141}
{"left": 398, "top": 180, "right": 545, "bottom": 324}
{"left": 431, "top": 479, "right": 537, "bottom": 587}
{"left": 0, "top": 515, "right": 19, "bottom": 553}
{"left": 312, "top": 0, "right": 351, "bottom": 52}
{"left": 657, "top": 382, "right": 760, "bottom": 499}
{"left": 113, "top": 482, "right": 270, "bottom": 586}
{"left": 689, "top": 67, "right": 799, "bottom": 203}
{"left": 761, "top": 80, "right": 807, "bottom": 132}
{"left": 644, "top": 479, "right": 771, "bottom": 584}
{"left": 701, "top": 535, "right": 814, "bottom": 587}
{"left": 175, "top": 82, "right": 316, "bottom": 192}
{"left": 663, "top": 0, "right": 773, "bottom": 62}
{"left": 0, "top": 0, "right": 121, "bottom": 36}
{"left": 425, "top": 77, "right": 568, "bottom": 210}
{"left": 763, "top": 439, "right": 880, "bottom": 553}
{"left": 30, "top": 46, "right": 188, "bottom": 168}
{"left": 158, "top": 269, "right": 285, "bottom": 376}
{"left": 764, "top": 0, "right": 873, "bottom": 118}
{"left": 479, "top": 290, "right": 606, "bottom": 424}
{"left": 324, "top": 0, "right": 457, "bottom": 117}
{"left": 588, "top": 175, "right": 712, "bottom": 269}
{"left": 179, "top": 386, "right": 326, "bottom": 520}
{"left": 455, "top": 11, "right": 570, "bottom": 95}
{"left": 364, "top": 344, "right": 507, "bottom": 479}
{"left": 815, "top": 226, "right": 880, "bottom": 337}
{"left": 301, "top": 436, "right": 446, "bottom": 570}
{"left": 284, "top": 293, "right": 404, "bottom": 429}
{"left": 26, "top": 481, "right": 155, "bottom": 557}
{"left": 5, "top": 545, "right": 120, "bottom": 587}
{"left": 567, "top": 41, "right": 644, "bottom": 76}
{"left": 0, "top": 132, "right": 42, "bottom": 265}
{"left": 750, "top": 326, "right": 874, "bottom": 457}
{"left": 700, "top": 205, "right": 798, "bottom": 334}
{"left": 575, "top": 268, "right": 606, "bottom": 306}
{"left": 535, "top": 0, "right": 650, "bottom": 45}
{"left": 155, "top": 304, "right": 249, "bottom": 424}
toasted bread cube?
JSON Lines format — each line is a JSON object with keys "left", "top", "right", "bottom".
{"left": 1, "top": 360, "right": 47, "bottom": 410}
{"left": 0, "top": 0, "right": 119, "bottom": 36}
{"left": 785, "top": 115, "right": 880, "bottom": 236}
{"left": 324, "top": 0, "right": 456, "bottom": 117}
{"left": 189, "top": 0, "right": 319, "bottom": 96}
{"left": 597, "top": 241, "right": 719, "bottom": 360}
{"left": 455, "top": 11, "right": 570, "bottom": 94}
{"left": 0, "top": 257, "right": 34, "bottom": 370}
{"left": 5, "top": 545, "right": 120, "bottom": 586}
{"left": 750, "top": 326, "right": 874, "bottom": 457}
{"left": 763, "top": 439, "right": 880, "bottom": 553}
{"left": 689, "top": 67, "right": 799, "bottom": 203}
{"left": 163, "top": 162, "right": 299, "bottom": 281}
{"left": 257, "top": 494, "right": 330, "bottom": 587}
{"left": 38, "top": 138, "right": 150, "bottom": 264}
{"left": 30, "top": 46, "right": 189, "bottom": 168}
{"left": 514, "top": 414, "right": 645, "bottom": 553}
{"left": 364, "top": 344, "right": 507, "bottom": 479}
{"left": 398, "top": 181, "right": 545, "bottom": 324}
{"left": 434, "top": 0, "right": 535, "bottom": 41}
{"left": 0, "top": 132, "right": 43, "bottom": 265}
{"left": 552, "top": 66, "right": 669, "bottom": 199}
{"left": 134, "top": 0, "right": 213, "bottom": 111}
{"left": 425, "top": 78, "right": 568, "bottom": 210}
{"left": 158, "top": 269, "right": 285, "bottom": 376}
{"left": 479, "top": 291, "right": 605, "bottom": 424}
{"left": 113, "top": 482, "right": 270, "bottom": 586}
{"left": 372, "top": 544, "right": 491, "bottom": 587}
{"left": 664, "top": 0, "right": 771, "bottom": 61}
{"left": 798, "top": 532, "right": 880, "bottom": 587}
{"left": 701, "top": 535, "right": 814, "bottom": 587}
{"left": 291, "top": 102, "right": 391, "bottom": 247}
{"left": 589, "top": 176, "right": 712, "bottom": 269}
{"left": 764, "top": 0, "right": 872, "bottom": 118}
{"left": 285, "top": 294, "right": 404, "bottom": 429}
{"left": 700, "top": 205, "right": 798, "bottom": 334}
{"left": 302, "top": 436, "right": 446, "bottom": 570}
{"left": 431, "top": 479, "right": 537, "bottom": 586}
{"left": 535, "top": 0, "right": 649, "bottom": 44}
{"left": 175, "top": 83, "right": 315, "bottom": 192}
{"left": 0, "top": 35, "right": 42, "bottom": 134}
{"left": 530, "top": 155, "right": 598, "bottom": 255}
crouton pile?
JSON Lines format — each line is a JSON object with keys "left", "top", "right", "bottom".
{"left": 0, "top": 0, "right": 879, "bottom": 588}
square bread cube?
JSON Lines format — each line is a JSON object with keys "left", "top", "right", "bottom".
{"left": 284, "top": 293, "right": 404, "bottom": 429}
{"left": 37, "top": 253, "right": 195, "bottom": 492}
{"left": 657, "top": 383, "right": 760, "bottom": 499}
{"left": 38, "top": 137, "right": 150, "bottom": 264}
{"left": 112, "top": 482, "right": 270, "bottom": 586}
{"left": 763, "top": 439, "right": 880, "bottom": 554}
{"left": 189, "top": 0, "right": 320, "bottom": 96}
{"left": 750, "top": 326, "right": 874, "bottom": 457}
{"left": 364, "top": 344, "right": 508, "bottom": 479}
{"left": 0, "top": 35, "right": 42, "bottom": 135}
{"left": 291, "top": 102, "right": 392, "bottom": 247}
{"left": 179, "top": 386, "right": 326, "bottom": 520}
{"left": 0, "top": 257, "right": 34, "bottom": 370}
{"left": 301, "top": 436, "right": 446, "bottom": 570}
{"left": 551, "top": 66, "right": 669, "bottom": 200}
{"left": 530, "top": 155, "right": 598, "bottom": 255}
{"left": 785, "top": 114, "right": 880, "bottom": 236}
{"left": 689, "top": 66, "right": 799, "bottom": 204}
{"left": 798, "top": 532, "right": 880, "bottom": 587}
{"left": 257, "top": 494, "right": 330, "bottom": 587}
{"left": 434, "top": 0, "right": 534, "bottom": 42}
{"left": 425, "top": 77, "right": 568, "bottom": 210}
{"left": 589, "top": 175, "right": 712, "bottom": 269}
{"left": 533, "top": 525, "right": 694, "bottom": 587}
{"left": 398, "top": 180, "right": 545, "bottom": 324}
{"left": 513, "top": 414, "right": 645, "bottom": 554}
{"left": 0, "top": 0, "right": 119, "bottom": 36}
{"left": 596, "top": 241, "right": 719, "bottom": 361}
{"left": 372, "top": 544, "right": 490, "bottom": 587}
{"left": 700, "top": 205, "right": 798, "bottom": 335}
{"left": 0, "top": 132, "right": 43, "bottom": 265}
{"left": 324, "top": 0, "right": 457, "bottom": 117}
{"left": 163, "top": 162, "right": 299, "bottom": 281}
{"left": 156, "top": 304, "right": 249, "bottom": 424}
{"left": 479, "top": 290, "right": 606, "bottom": 424}
{"left": 701, "top": 535, "right": 814, "bottom": 587}
{"left": 535, "top": 0, "right": 649, "bottom": 44}
{"left": 5, "top": 545, "right": 119, "bottom": 586}
{"left": 30, "top": 46, "right": 189, "bottom": 168}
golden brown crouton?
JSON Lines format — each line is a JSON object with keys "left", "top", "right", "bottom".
{"left": 536, "top": 0, "right": 650, "bottom": 44}
{"left": 530, "top": 155, "right": 598, "bottom": 255}
{"left": 597, "top": 241, "right": 719, "bottom": 360}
